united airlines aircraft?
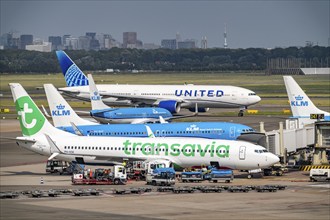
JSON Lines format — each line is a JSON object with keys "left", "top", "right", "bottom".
{"left": 56, "top": 51, "right": 261, "bottom": 116}
{"left": 10, "top": 83, "right": 279, "bottom": 170}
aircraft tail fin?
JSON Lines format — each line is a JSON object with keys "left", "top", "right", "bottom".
{"left": 9, "top": 83, "right": 72, "bottom": 137}
{"left": 283, "top": 76, "right": 328, "bottom": 117}
{"left": 44, "top": 84, "right": 97, "bottom": 127}
{"left": 87, "top": 74, "right": 110, "bottom": 110}
{"left": 56, "top": 50, "right": 89, "bottom": 87}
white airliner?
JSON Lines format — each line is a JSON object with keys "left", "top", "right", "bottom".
{"left": 56, "top": 51, "right": 261, "bottom": 116}
{"left": 283, "top": 76, "right": 330, "bottom": 127}
{"left": 10, "top": 83, "right": 279, "bottom": 170}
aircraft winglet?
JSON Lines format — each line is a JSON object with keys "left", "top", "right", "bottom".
{"left": 87, "top": 74, "right": 110, "bottom": 110}
{"left": 41, "top": 105, "right": 51, "bottom": 118}
{"left": 70, "top": 122, "right": 84, "bottom": 136}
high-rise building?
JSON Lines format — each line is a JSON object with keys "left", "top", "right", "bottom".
{"left": 201, "top": 36, "right": 207, "bottom": 49}
{"left": 224, "top": 23, "right": 228, "bottom": 49}
{"left": 178, "top": 39, "right": 197, "bottom": 49}
{"left": 63, "top": 35, "right": 71, "bottom": 49}
{"left": 85, "top": 32, "right": 99, "bottom": 50}
{"left": 65, "top": 37, "right": 79, "bottom": 50}
{"left": 48, "top": 36, "right": 62, "bottom": 50}
{"left": 123, "top": 32, "right": 137, "bottom": 48}
{"left": 0, "top": 33, "right": 18, "bottom": 49}
{"left": 161, "top": 39, "right": 177, "bottom": 49}
{"left": 19, "top": 34, "right": 33, "bottom": 49}
{"left": 78, "top": 36, "right": 90, "bottom": 50}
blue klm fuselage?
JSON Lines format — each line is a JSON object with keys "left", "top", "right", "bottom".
{"left": 57, "top": 122, "right": 255, "bottom": 140}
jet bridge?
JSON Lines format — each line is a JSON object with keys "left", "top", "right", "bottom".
{"left": 262, "top": 120, "right": 329, "bottom": 165}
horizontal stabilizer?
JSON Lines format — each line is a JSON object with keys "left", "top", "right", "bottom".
{"left": 48, "top": 152, "right": 60, "bottom": 160}
{"left": 44, "top": 133, "right": 63, "bottom": 154}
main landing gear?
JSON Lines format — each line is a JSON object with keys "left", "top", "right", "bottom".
{"left": 238, "top": 110, "right": 244, "bottom": 117}
{"left": 238, "top": 106, "right": 247, "bottom": 117}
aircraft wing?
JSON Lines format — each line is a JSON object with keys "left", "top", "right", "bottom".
{"left": 0, "top": 137, "right": 37, "bottom": 146}
{"left": 94, "top": 156, "right": 146, "bottom": 162}
{"left": 101, "top": 92, "right": 185, "bottom": 105}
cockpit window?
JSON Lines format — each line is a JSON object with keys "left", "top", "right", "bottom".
{"left": 248, "top": 93, "right": 257, "bottom": 96}
{"left": 255, "top": 149, "right": 267, "bottom": 153}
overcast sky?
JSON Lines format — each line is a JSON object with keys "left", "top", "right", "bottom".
{"left": 1, "top": 0, "right": 329, "bottom": 48}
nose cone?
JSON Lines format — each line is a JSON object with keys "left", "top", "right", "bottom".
{"left": 251, "top": 95, "right": 261, "bottom": 105}
{"left": 268, "top": 153, "right": 280, "bottom": 166}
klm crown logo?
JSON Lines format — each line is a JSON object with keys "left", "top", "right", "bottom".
{"left": 91, "top": 91, "right": 101, "bottom": 101}
{"left": 291, "top": 95, "right": 308, "bottom": 107}
{"left": 52, "top": 103, "right": 70, "bottom": 116}
{"left": 56, "top": 104, "right": 65, "bottom": 110}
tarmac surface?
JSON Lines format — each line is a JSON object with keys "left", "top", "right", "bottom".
{"left": 1, "top": 117, "right": 329, "bottom": 220}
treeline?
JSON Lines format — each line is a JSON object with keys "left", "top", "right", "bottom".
{"left": 0, "top": 46, "right": 329, "bottom": 73}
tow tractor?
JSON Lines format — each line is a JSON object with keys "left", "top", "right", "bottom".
{"left": 72, "top": 165, "right": 127, "bottom": 185}
{"left": 263, "top": 164, "right": 288, "bottom": 177}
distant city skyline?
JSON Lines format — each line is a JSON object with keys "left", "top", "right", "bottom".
{"left": 1, "top": 0, "right": 329, "bottom": 49}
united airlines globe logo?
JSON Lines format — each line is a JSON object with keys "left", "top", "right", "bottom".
{"left": 65, "top": 64, "right": 89, "bottom": 87}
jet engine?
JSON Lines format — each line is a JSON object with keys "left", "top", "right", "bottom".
{"left": 158, "top": 100, "right": 181, "bottom": 113}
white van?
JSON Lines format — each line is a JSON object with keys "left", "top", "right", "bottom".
{"left": 310, "top": 169, "right": 330, "bottom": 182}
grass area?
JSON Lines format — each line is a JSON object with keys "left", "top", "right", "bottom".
{"left": 0, "top": 72, "right": 329, "bottom": 110}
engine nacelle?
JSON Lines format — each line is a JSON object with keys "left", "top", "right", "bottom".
{"left": 188, "top": 107, "right": 210, "bottom": 113}
{"left": 158, "top": 100, "right": 181, "bottom": 113}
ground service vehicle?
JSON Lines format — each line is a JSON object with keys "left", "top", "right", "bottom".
{"left": 310, "top": 169, "right": 330, "bottom": 182}
{"left": 146, "top": 168, "right": 176, "bottom": 186}
{"left": 72, "top": 165, "right": 127, "bottom": 185}
{"left": 46, "top": 160, "right": 69, "bottom": 174}
{"left": 263, "top": 164, "right": 287, "bottom": 177}
{"left": 209, "top": 169, "right": 234, "bottom": 183}
{"left": 181, "top": 171, "right": 204, "bottom": 182}
{"left": 46, "top": 160, "right": 84, "bottom": 175}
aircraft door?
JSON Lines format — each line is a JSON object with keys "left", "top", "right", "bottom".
{"left": 239, "top": 146, "right": 246, "bottom": 160}
{"left": 133, "top": 89, "right": 139, "bottom": 96}
{"left": 231, "top": 90, "right": 238, "bottom": 101}
{"left": 230, "top": 126, "right": 236, "bottom": 138}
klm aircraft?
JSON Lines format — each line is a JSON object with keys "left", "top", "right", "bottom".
{"left": 44, "top": 84, "right": 256, "bottom": 140}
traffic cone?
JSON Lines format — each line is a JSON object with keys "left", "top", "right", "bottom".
{"left": 40, "top": 177, "right": 44, "bottom": 184}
